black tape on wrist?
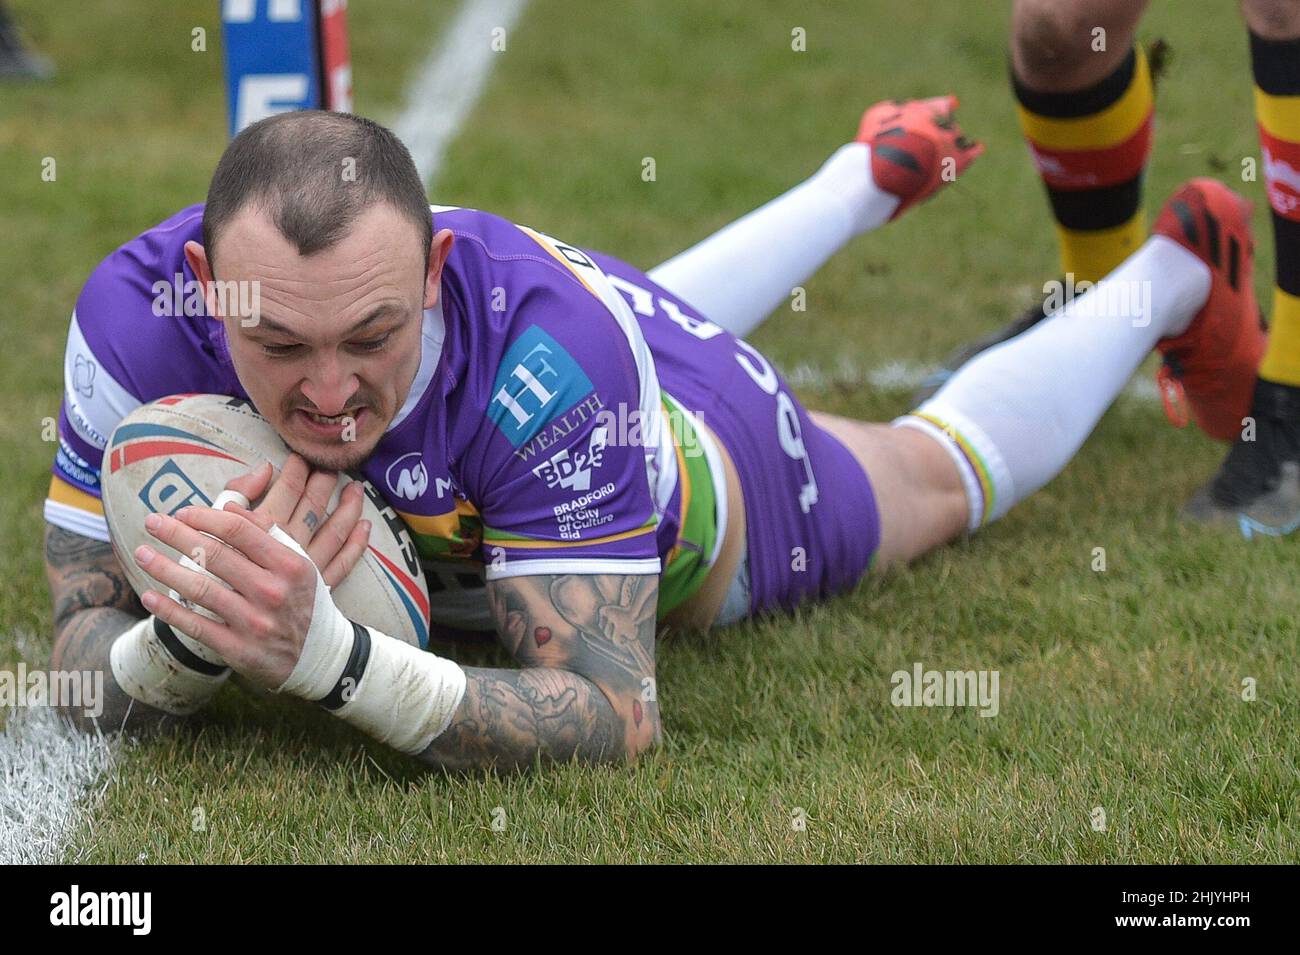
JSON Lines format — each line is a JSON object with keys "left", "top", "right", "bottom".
{"left": 154, "top": 617, "right": 228, "bottom": 677}
{"left": 318, "top": 621, "right": 372, "bottom": 712}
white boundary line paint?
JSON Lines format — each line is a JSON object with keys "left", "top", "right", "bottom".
{"left": 781, "top": 358, "right": 1160, "bottom": 402}
{"left": 393, "top": 0, "right": 531, "bottom": 186}
{"left": 0, "top": 632, "right": 120, "bottom": 865}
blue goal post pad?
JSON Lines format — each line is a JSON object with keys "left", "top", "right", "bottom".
{"left": 221, "top": 0, "right": 352, "bottom": 137}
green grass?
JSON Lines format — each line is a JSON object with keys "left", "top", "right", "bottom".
{"left": 1, "top": 0, "right": 1296, "bottom": 863}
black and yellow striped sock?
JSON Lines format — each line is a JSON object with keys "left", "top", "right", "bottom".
{"left": 1013, "top": 46, "right": 1155, "bottom": 283}
{"left": 1251, "top": 31, "right": 1300, "bottom": 388}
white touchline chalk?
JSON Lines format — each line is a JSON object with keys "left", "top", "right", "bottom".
{"left": 0, "top": 684, "right": 118, "bottom": 865}
{"left": 780, "top": 358, "right": 1161, "bottom": 403}
{"left": 392, "top": 0, "right": 532, "bottom": 186}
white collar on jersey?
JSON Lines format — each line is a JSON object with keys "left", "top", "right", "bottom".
{"left": 386, "top": 299, "right": 446, "bottom": 433}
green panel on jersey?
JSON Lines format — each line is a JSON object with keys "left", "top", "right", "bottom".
{"left": 657, "top": 393, "right": 719, "bottom": 616}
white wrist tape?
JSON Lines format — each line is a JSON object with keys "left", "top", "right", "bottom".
{"left": 333, "top": 629, "right": 468, "bottom": 754}
{"left": 110, "top": 615, "right": 230, "bottom": 716}
{"left": 269, "top": 525, "right": 467, "bottom": 754}
{"left": 211, "top": 489, "right": 250, "bottom": 511}
{"left": 272, "top": 522, "right": 355, "bottom": 699}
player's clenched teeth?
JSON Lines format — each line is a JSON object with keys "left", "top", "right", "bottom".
{"left": 295, "top": 407, "right": 369, "bottom": 438}
{"left": 303, "top": 409, "right": 357, "bottom": 424}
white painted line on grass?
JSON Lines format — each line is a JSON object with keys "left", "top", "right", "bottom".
{"left": 781, "top": 358, "right": 1160, "bottom": 402}
{"left": 0, "top": 693, "right": 118, "bottom": 864}
{"left": 393, "top": 0, "right": 531, "bottom": 186}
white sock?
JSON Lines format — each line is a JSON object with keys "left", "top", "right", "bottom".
{"left": 648, "top": 143, "right": 899, "bottom": 338}
{"left": 894, "top": 235, "right": 1211, "bottom": 529}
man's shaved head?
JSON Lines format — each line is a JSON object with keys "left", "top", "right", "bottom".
{"left": 185, "top": 110, "right": 454, "bottom": 471}
{"left": 202, "top": 110, "right": 433, "bottom": 272}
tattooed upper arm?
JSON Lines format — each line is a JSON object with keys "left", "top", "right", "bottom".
{"left": 421, "top": 573, "right": 660, "bottom": 771}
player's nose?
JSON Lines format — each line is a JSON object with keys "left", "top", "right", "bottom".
{"left": 300, "top": 352, "right": 360, "bottom": 416}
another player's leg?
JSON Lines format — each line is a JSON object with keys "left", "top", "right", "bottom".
{"left": 1184, "top": 0, "right": 1300, "bottom": 534}
{"left": 648, "top": 97, "right": 981, "bottom": 339}
{"left": 915, "top": 0, "right": 1153, "bottom": 402}
{"left": 834, "top": 181, "right": 1260, "bottom": 568}
{"left": 1014, "top": 0, "right": 1153, "bottom": 281}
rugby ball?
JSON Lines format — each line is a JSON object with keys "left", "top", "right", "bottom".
{"left": 100, "top": 393, "right": 430, "bottom": 649}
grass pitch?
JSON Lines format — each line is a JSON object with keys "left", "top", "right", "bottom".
{"left": 0, "top": 0, "right": 1296, "bottom": 863}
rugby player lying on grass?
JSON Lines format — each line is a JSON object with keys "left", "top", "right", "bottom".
{"left": 45, "top": 103, "right": 1260, "bottom": 770}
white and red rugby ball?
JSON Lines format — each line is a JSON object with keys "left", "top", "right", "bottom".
{"left": 100, "top": 393, "right": 430, "bottom": 649}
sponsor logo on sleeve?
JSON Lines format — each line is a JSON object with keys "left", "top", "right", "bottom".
{"left": 54, "top": 437, "right": 100, "bottom": 492}
{"left": 72, "top": 355, "right": 96, "bottom": 398}
{"left": 510, "top": 392, "right": 605, "bottom": 462}
{"left": 65, "top": 399, "right": 108, "bottom": 448}
{"left": 552, "top": 481, "right": 618, "bottom": 540}
{"left": 488, "top": 326, "right": 594, "bottom": 448}
{"left": 531, "top": 426, "right": 607, "bottom": 492}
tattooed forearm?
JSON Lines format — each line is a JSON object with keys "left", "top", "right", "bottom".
{"left": 421, "top": 666, "right": 622, "bottom": 771}
{"left": 44, "top": 523, "right": 176, "bottom": 734}
{"left": 418, "top": 572, "right": 661, "bottom": 772}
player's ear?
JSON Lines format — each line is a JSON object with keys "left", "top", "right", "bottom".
{"left": 423, "top": 228, "right": 455, "bottom": 310}
{"left": 183, "top": 240, "right": 221, "bottom": 319}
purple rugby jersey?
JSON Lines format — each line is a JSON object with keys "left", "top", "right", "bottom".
{"left": 47, "top": 204, "right": 882, "bottom": 633}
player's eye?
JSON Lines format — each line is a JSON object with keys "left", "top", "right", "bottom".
{"left": 260, "top": 342, "right": 302, "bottom": 358}
{"left": 351, "top": 333, "right": 391, "bottom": 353}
